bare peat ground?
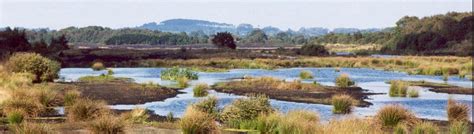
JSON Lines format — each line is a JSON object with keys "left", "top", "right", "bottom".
{"left": 403, "top": 80, "right": 473, "bottom": 95}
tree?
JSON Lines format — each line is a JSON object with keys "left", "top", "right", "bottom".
{"left": 49, "top": 35, "right": 69, "bottom": 53}
{"left": 246, "top": 29, "right": 268, "bottom": 44}
{"left": 0, "top": 27, "right": 31, "bottom": 57}
{"left": 32, "top": 39, "right": 49, "bottom": 55}
{"left": 211, "top": 32, "right": 236, "bottom": 49}
{"left": 299, "top": 44, "right": 329, "bottom": 56}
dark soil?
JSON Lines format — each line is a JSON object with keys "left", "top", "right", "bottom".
{"left": 53, "top": 81, "right": 182, "bottom": 105}
{"left": 213, "top": 82, "right": 380, "bottom": 107}
{"left": 404, "top": 81, "right": 473, "bottom": 95}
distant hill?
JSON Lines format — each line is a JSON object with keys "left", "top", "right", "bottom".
{"left": 137, "top": 19, "right": 381, "bottom": 36}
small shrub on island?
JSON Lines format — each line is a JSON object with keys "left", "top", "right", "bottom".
{"left": 389, "top": 80, "right": 408, "bottom": 97}
{"left": 91, "top": 62, "right": 106, "bottom": 71}
{"left": 220, "top": 95, "right": 274, "bottom": 122}
{"left": 335, "top": 74, "right": 355, "bottom": 87}
{"left": 177, "top": 77, "right": 189, "bottom": 88}
{"left": 331, "top": 94, "right": 356, "bottom": 114}
{"left": 407, "top": 89, "right": 419, "bottom": 98}
{"left": 299, "top": 70, "right": 314, "bottom": 79}
{"left": 192, "top": 96, "right": 218, "bottom": 117}
{"left": 161, "top": 67, "right": 198, "bottom": 81}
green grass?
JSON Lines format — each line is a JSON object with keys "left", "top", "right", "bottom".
{"left": 331, "top": 94, "right": 356, "bottom": 114}
{"left": 193, "top": 83, "right": 209, "bottom": 97}
{"left": 389, "top": 80, "right": 408, "bottom": 97}
{"left": 177, "top": 77, "right": 189, "bottom": 88}
{"left": 78, "top": 74, "right": 132, "bottom": 83}
{"left": 449, "top": 121, "right": 470, "bottom": 134}
{"left": 335, "top": 74, "right": 355, "bottom": 87}
{"left": 160, "top": 67, "right": 198, "bottom": 81}
{"left": 407, "top": 89, "right": 419, "bottom": 98}
{"left": 299, "top": 70, "right": 314, "bottom": 79}
{"left": 412, "top": 122, "right": 438, "bottom": 134}
{"left": 6, "top": 109, "right": 24, "bottom": 124}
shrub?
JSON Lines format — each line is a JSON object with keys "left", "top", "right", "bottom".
{"left": 166, "top": 112, "right": 174, "bottom": 122}
{"left": 389, "top": 80, "right": 408, "bottom": 97}
{"left": 447, "top": 99, "right": 470, "bottom": 122}
{"left": 121, "top": 108, "right": 149, "bottom": 124}
{"left": 412, "top": 122, "right": 438, "bottom": 134}
{"left": 407, "top": 89, "right": 419, "bottom": 98}
{"left": 192, "top": 96, "right": 218, "bottom": 117}
{"left": 179, "top": 106, "right": 217, "bottom": 134}
{"left": 5, "top": 52, "right": 60, "bottom": 82}
{"left": 193, "top": 83, "right": 209, "bottom": 97}
{"left": 177, "top": 77, "right": 189, "bottom": 88}
{"left": 299, "top": 70, "right": 314, "bottom": 79}
{"left": 91, "top": 62, "right": 106, "bottom": 71}
{"left": 161, "top": 67, "right": 198, "bottom": 80}
{"left": 211, "top": 32, "right": 236, "bottom": 49}
{"left": 331, "top": 94, "right": 356, "bottom": 114}
{"left": 220, "top": 95, "right": 274, "bottom": 122}
{"left": 66, "top": 99, "right": 109, "bottom": 122}
{"left": 9, "top": 122, "right": 53, "bottom": 134}
{"left": 88, "top": 115, "right": 126, "bottom": 134}
{"left": 278, "top": 110, "right": 320, "bottom": 134}
{"left": 449, "top": 121, "right": 470, "bottom": 134}
{"left": 6, "top": 109, "right": 25, "bottom": 124}
{"left": 64, "top": 89, "right": 81, "bottom": 106}
{"left": 335, "top": 74, "right": 355, "bottom": 87}
{"left": 375, "top": 105, "right": 419, "bottom": 128}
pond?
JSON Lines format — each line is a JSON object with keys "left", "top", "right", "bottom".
{"left": 59, "top": 68, "right": 472, "bottom": 121}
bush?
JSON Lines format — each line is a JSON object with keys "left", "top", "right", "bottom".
{"left": 278, "top": 110, "right": 320, "bottom": 134}
{"left": 5, "top": 53, "right": 60, "bottom": 82}
{"left": 64, "top": 90, "right": 81, "bottom": 106}
{"left": 389, "top": 80, "right": 408, "bottom": 97}
{"left": 91, "top": 62, "right": 106, "bottom": 71}
{"left": 407, "top": 89, "right": 419, "bottom": 98}
{"left": 447, "top": 99, "right": 470, "bottom": 122}
{"left": 375, "top": 105, "right": 419, "bottom": 128}
{"left": 192, "top": 96, "right": 218, "bottom": 117}
{"left": 299, "top": 70, "right": 314, "bottom": 79}
{"left": 331, "top": 94, "right": 356, "bottom": 114}
{"left": 193, "top": 83, "right": 209, "bottom": 97}
{"left": 6, "top": 109, "right": 25, "bottom": 124}
{"left": 412, "top": 122, "right": 438, "bottom": 134}
{"left": 449, "top": 121, "right": 470, "bottom": 134}
{"left": 121, "top": 108, "right": 149, "bottom": 124}
{"left": 179, "top": 107, "right": 217, "bottom": 134}
{"left": 299, "top": 44, "right": 329, "bottom": 56}
{"left": 9, "top": 122, "right": 53, "bottom": 134}
{"left": 161, "top": 67, "right": 198, "bottom": 81}
{"left": 66, "top": 99, "right": 109, "bottom": 122}
{"left": 88, "top": 115, "right": 126, "bottom": 134}
{"left": 220, "top": 95, "right": 274, "bottom": 122}
{"left": 335, "top": 74, "right": 355, "bottom": 87}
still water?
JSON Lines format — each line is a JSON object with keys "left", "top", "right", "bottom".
{"left": 59, "top": 68, "right": 472, "bottom": 121}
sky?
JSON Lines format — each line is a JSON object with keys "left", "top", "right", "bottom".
{"left": 0, "top": 0, "right": 471, "bottom": 30}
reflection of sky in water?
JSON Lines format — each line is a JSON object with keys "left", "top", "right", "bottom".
{"left": 59, "top": 68, "right": 473, "bottom": 121}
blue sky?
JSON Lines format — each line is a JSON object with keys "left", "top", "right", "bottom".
{"left": 0, "top": 0, "right": 471, "bottom": 30}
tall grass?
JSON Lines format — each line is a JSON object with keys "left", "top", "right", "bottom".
{"left": 331, "top": 94, "right": 356, "bottom": 114}
{"left": 412, "top": 122, "right": 439, "bottom": 134}
{"left": 389, "top": 80, "right": 408, "bottom": 97}
{"left": 255, "top": 113, "right": 281, "bottom": 133}
{"left": 322, "top": 118, "right": 383, "bottom": 134}
{"left": 407, "top": 89, "right": 419, "bottom": 98}
{"left": 177, "top": 77, "right": 189, "bottom": 88}
{"left": 179, "top": 106, "right": 217, "bottom": 134}
{"left": 9, "top": 122, "right": 53, "bottom": 134}
{"left": 64, "top": 89, "right": 81, "bottom": 106}
{"left": 299, "top": 70, "right": 314, "bottom": 79}
{"left": 335, "top": 74, "right": 355, "bottom": 87}
{"left": 449, "top": 121, "right": 470, "bottom": 134}
{"left": 6, "top": 109, "right": 25, "bottom": 124}
{"left": 88, "top": 115, "right": 126, "bottom": 134}
{"left": 193, "top": 83, "right": 209, "bottom": 97}
{"left": 66, "top": 99, "right": 110, "bottom": 122}
{"left": 375, "top": 105, "right": 419, "bottom": 128}
{"left": 278, "top": 110, "right": 320, "bottom": 134}
{"left": 447, "top": 99, "right": 470, "bottom": 122}
{"left": 121, "top": 107, "right": 149, "bottom": 124}
{"left": 192, "top": 96, "right": 218, "bottom": 117}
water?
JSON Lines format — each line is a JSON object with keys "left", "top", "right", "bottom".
{"left": 59, "top": 68, "right": 473, "bottom": 121}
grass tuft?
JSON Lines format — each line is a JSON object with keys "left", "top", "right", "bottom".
{"left": 407, "top": 89, "right": 419, "bottom": 98}
{"left": 193, "top": 83, "right": 209, "bottom": 97}
{"left": 331, "top": 94, "right": 356, "bottom": 114}
{"left": 66, "top": 98, "right": 110, "bottom": 122}
{"left": 389, "top": 80, "right": 408, "bottom": 97}
{"left": 447, "top": 99, "right": 470, "bottom": 122}
{"left": 449, "top": 121, "right": 470, "bottom": 134}
{"left": 375, "top": 105, "right": 419, "bottom": 128}
{"left": 88, "top": 115, "right": 126, "bottom": 134}
{"left": 299, "top": 70, "right": 314, "bottom": 79}
{"left": 278, "top": 110, "right": 320, "bottom": 134}
{"left": 9, "top": 122, "right": 53, "bottom": 134}
{"left": 412, "top": 122, "right": 439, "bottom": 134}
{"left": 179, "top": 106, "right": 217, "bottom": 134}
{"left": 121, "top": 107, "right": 149, "bottom": 124}
{"left": 335, "top": 73, "right": 355, "bottom": 87}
